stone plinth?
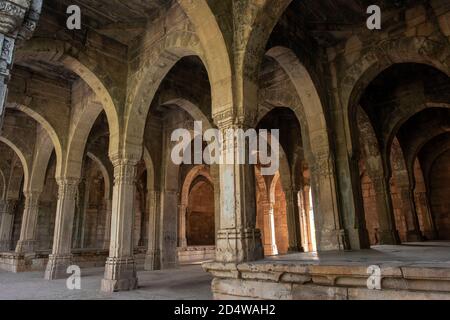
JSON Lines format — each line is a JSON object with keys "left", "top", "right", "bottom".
{"left": 204, "top": 244, "right": 450, "bottom": 300}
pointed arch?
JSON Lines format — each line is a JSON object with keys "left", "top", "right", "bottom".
{"left": 0, "top": 138, "right": 29, "bottom": 191}
{"left": 15, "top": 38, "right": 121, "bottom": 156}
{"left": 86, "top": 152, "right": 112, "bottom": 200}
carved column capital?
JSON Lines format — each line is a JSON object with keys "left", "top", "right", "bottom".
{"left": 55, "top": 178, "right": 79, "bottom": 200}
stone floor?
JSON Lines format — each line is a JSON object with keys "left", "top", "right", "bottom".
{"left": 1, "top": 242, "right": 450, "bottom": 300}
{"left": 0, "top": 264, "right": 213, "bottom": 300}
{"left": 264, "top": 241, "right": 450, "bottom": 268}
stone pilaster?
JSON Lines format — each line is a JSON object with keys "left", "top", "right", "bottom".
{"left": 44, "top": 178, "right": 79, "bottom": 280}
{"left": 310, "top": 151, "right": 347, "bottom": 251}
{"left": 101, "top": 156, "right": 138, "bottom": 292}
{"left": 0, "top": 199, "right": 17, "bottom": 251}
{"left": 145, "top": 190, "right": 161, "bottom": 270}
{"left": 371, "top": 175, "right": 400, "bottom": 245}
{"left": 399, "top": 187, "right": 422, "bottom": 242}
{"left": 214, "top": 120, "right": 263, "bottom": 263}
{"left": 102, "top": 198, "right": 112, "bottom": 250}
{"left": 15, "top": 190, "right": 41, "bottom": 253}
{"left": 178, "top": 203, "right": 188, "bottom": 248}
{"left": 285, "top": 188, "right": 303, "bottom": 253}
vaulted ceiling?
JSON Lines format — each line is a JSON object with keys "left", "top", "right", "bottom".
{"left": 40, "top": 0, "right": 174, "bottom": 45}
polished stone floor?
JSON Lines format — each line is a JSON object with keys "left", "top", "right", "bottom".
{"left": 0, "top": 264, "right": 213, "bottom": 300}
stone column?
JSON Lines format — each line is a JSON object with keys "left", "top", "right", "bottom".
{"left": 145, "top": 189, "right": 161, "bottom": 270}
{"left": 102, "top": 197, "right": 112, "bottom": 250}
{"left": 214, "top": 121, "right": 263, "bottom": 263}
{"left": 299, "top": 188, "right": 312, "bottom": 251}
{"left": 310, "top": 151, "right": 347, "bottom": 251}
{"left": 285, "top": 188, "right": 303, "bottom": 252}
{"left": 264, "top": 203, "right": 277, "bottom": 255}
{"left": 0, "top": 0, "right": 43, "bottom": 131}
{"left": 398, "top": 187, "right": 422, "bottom": 242}
{"left": 415, "top": 191, "right": 438, "bottom": 239}
{"left": 15, "top": 191, "right": 41, "bottom": 253}
{"left": 178, "top": 202, "right": 188, "bottom": 248}
{"left": 44, "top": 178, "right": 79, "bottom": 280}
{"left": 101, "top": 157, "right": 138, "bottom": 292}
{"left": 0, "top": 199, "right": 17, "bottom": 251}
{"left": 371, "top": 175, "right": 400, "bottom": 245}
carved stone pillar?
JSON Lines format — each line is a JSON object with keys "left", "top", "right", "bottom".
{"left": 102, "top": 197, "right": 112, "bottom": 250}
{"left": 44, "top": 178, "right": 79, "bottom": 280}
{"left": 310, "top": 151, "right": 347, "bottom": 251}
{"left": 144, "top": 189, "right": 161, "bottom": 270}
{"left": 371, "top": 175, "right": 400, "bottom": 245}
{"left": 15, "top": 190, "right": 41, "bottom": 253}
{"left": 285, "top": 188, "right": 303, "bottom": 252}
{"left": 0, "top": 199, "right": 17, "bottom": 251}
{"left": 214, "top": 120, "right": 263, "bottom": 263}
{"left": 0, "top": 0, "right": 42, "bottom": 130}
{"left": 101, "top": 157, "right": 138, "bottom": 292}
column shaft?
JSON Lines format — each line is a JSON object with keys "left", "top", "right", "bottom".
{"left": 145, "top": 190, "right": 161, "bottom": 270}
{"left": 215, "top": 123, "right": 263, "bottom": 263}
{"left": 101, "top": 158, "right": 138, "bottom": 292}
{"left": 372, "top": 176, "right": 400, "bottom": 245}
{"left": 0, "top": 200, "right": 17, "bottom": 251}
{"left": 45, "top": 179, "right": 79, "bottom": 280}
{"left": 15, "top": 191, "right": 41, "bottom": 254}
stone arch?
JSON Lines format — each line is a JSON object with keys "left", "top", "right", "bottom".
{"left": 63, "top": 101, "right": 103, "bottom": 180}
{"left": 266, "top": 46, "right": 331, "bottom": 159}
{"left": 28, "top": 131, "right": 54, "bottom": 193}
{"left": 161, "top": 98, "right": 213, "bottom": 132}
{"left": 0, "top": 138, "right": 31, "bottom": 191}
{"left": 176, "top": 0, "right": 233, "bottom": 116}
{"left": 7, "top": 103, "right": 63, "bottom": 178}
{"left": 86, "top": 152, "right": 111, "bottom": 200}
{"left": 242, "top": 0, "right": 292, "bottom": 82}
{"left": 143, "top": 147, "right": 155, "bottom": 192}
{"left": 388, "top": 103, "right": 450, "bottom": 175}
{"left": 15, "top": 38, "right": 121, "bottom": 156}
{"left": 421, "top": 135, "right": 450, "bottom": 188}
{"left": 384, "top": 102, "right": 450, "bottom": 150}
{"left": 124, "top": 30, "right": 209, "bottom": 158}
{"left": 343, "top": 37, "right": 450, "bottom": 152}
{"left": 179, "top": 165, "right": 213, "bottom": 247}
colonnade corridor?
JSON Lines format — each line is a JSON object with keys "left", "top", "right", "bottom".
{"left": 0, "top": 0, "right": 449, "bottom": 302}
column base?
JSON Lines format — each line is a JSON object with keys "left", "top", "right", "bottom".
{"left": 144, "top": 249, "right": 161, "bottom": 271}
{"left": 215, "top": 228, "right": 263, "bottom": 263}
{"left": 0, "top": 240, "right": 12, "bottom": 252}
{"left": 288, "top": 245, "right": 304, "bottom": 253}
{"left": 316, "top": 229, "right": 347, "bottom": 251}
{"left": 263, "top": 244, "right": 278, "bottom": 256}
{"left": 101, "top": 257, "right": 138, "bottom": 293}
{"left": 378, "top": 229, "right": 401, "bottom": 245}
{"left": 44, "top": 254, "right": 73, "bottom": 280}
{"left": 15, "top": 240, "right": 37, "bottom": 254}
{"left": 346, "top": 227, "right": 371, "bottom": 250}
{"left": 406, "top": 231, "right": 424, "bottom": 242}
